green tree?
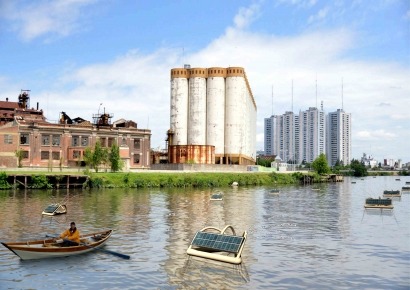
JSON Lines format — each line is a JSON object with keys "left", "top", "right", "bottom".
{"left": 311, "top": 153, "right": 330, "bottom": 175}
{"left": 0, "top": 172, "right": 11, "bottom": 189}
{"left": 332, "top": 159, "right": 345, "bottom": 173}
{"left": 350, "top": 159, "right": 368, "bottom": 177}
{"left": 256, "top": 158, "right": 271, "bottom": 167}
{"left": 83, "top": 147, "right": 93, "bottom": 169}
{"left": 93, "top": 141, "right": 104, "bottom": 173}
{"left": 109, "top": 142, "right": 123, "bottom": 172}
{"left": 15, "top": 149, "right": 24, "bottom": 168}
{"left": 83, "top": 140, "right": 108, "bottom": 173}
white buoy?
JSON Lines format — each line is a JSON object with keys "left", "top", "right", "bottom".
{"left": 232, "top": 181, "right": 238, "bottom": 187}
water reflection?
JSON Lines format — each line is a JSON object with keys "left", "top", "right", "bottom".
{"left": 0, "top": 176, "right": 409, "bottom": 289}
{"left": 176, "top": 257, "right": 250, "bottom": 287}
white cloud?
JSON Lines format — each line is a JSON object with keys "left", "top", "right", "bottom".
{"left": 308, "top": 7, "right": 329, "bottom": 24}
{"left": 356, "top": 130, "right": 397, "bottom": 140}
{"left": 376, "top": 102, "right": 391, "bottom": 107}
{"left": 405, "top": 10, "right": 410, "bottom": 21}
{"left": 277, "top": 0, "right": 318, "bottom": 7}
{"left": 391, "top": 114, "right": 410, "bottom": 120}
{"left": 233, "top": 4, "right": 261, "bottom": 30}
{"left": 4, "top": 0, "right": 98, "bottom": 41}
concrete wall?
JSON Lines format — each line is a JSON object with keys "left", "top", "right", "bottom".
{"left": 150, "top": 163, "right": 249, "bottom": 172}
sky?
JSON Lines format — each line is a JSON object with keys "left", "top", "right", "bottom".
{"left": 0, "top": 0, "right": 409, "bottom": 163}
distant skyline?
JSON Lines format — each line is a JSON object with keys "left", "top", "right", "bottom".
{"left": 0, "top": 0, "right": 409, "bottom": 162}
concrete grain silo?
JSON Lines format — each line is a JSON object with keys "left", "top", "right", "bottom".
{"left": 187, "top": 68, "right": 207, "bottom": 145}
{"left": 170, "top": 68, "right": 189, "bottom": 145}
{"left": 225, "top": 67, "right": 247, "bottom": 164}
{"left": 206, "top": 67, "right": 226, "bottom": 163}
{"left": 168, "top": 66, "right": 256, "bottom": 166}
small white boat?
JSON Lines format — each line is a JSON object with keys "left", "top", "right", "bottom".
{"left": 1, "top": 230, "right": 112, "bottom": 260}
{"left": 42, "top": 203, "right": 67, "bottom": 216}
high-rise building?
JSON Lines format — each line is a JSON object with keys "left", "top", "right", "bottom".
{"left": 264, "top": 117, "right": 273, "bottom": 155}
{"left": 298, "top": 107, "right": 326, "bottom": 163}
{"left": 264, "top": 115, "right": 280, "bottom": 156}
{"left": 264, "top": 112, "right": 298, "bottom": 163}
{"left": 265, "top": 105, "right": 350, "bottom": 166}
{"left": 282, "top": 111, "right": 297, "bottom": 162}
{"left": 326, "top": 109, "right": 351, "bottom": 166}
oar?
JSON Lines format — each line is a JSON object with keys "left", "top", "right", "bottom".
{"left": 46, "top": 235, "right": 130, "bottom": 260}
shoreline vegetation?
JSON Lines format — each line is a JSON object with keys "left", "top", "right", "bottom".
{"left": 0, "top": 171, "right": 310, "bottom": 190}
{"left": 0, "top": 170, "right": 407, "bottom": 190}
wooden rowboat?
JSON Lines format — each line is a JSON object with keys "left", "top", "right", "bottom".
{"left": 1, "top": 230, "right": 112, "bottom": 260}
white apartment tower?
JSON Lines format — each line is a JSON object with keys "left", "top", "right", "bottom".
{"left": 264, "top": 113, "right": 298, "bottom": 162}
{"left": 326, "top": 109, "right": 351, "bottom": 166}
{"left": 298, "top": 107, "right": 326, "bottom": 163}
{"left": 264, "top": 115, "right": 280, "bottom": 156}
{"left": 282, "top": 111, "right": 297, "bottom": 162}
{"left": 264, "top": 117, "right": 273, "bottom": 155}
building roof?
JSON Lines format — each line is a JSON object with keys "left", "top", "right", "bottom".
{"left": 0, "top": 101, "right": 19, "bottom": 110}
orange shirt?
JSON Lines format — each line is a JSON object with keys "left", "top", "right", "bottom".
{"left": 60, "top": 228, "right": 80, "bottom": 243}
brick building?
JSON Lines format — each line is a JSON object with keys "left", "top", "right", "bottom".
{"left": 0, "top": 92, "right": 151, "bottom": 170}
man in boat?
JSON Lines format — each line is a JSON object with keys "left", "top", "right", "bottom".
{"left": 56, "top": 221, "right": 81, "bottom": 246}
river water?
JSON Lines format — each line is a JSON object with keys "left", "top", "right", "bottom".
{"left": 0, "top": 176, "right": 409, "bottom": 289}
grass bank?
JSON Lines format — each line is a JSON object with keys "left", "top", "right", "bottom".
{"left": 85, "top": 172, "right": 306, "bottom": 189}
{"left": 1, "top": 171, "right": 323, "bottom": 189}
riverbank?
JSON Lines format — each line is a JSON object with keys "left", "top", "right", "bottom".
{"left": 1, "top": 171, "right": 322, "bottom": 189}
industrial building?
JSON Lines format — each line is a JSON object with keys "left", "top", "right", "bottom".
{"left": 168, "top": 66, "right": 257, "bottom": 165}
{"left": 0, "top": 91, "right": 151, "bottom": 170}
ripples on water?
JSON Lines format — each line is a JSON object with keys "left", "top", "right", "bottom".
{"left": 0, "top": 176, "right": 409, "bottom": 289}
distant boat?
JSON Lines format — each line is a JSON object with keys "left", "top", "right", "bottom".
{"left": 395, "top": 178, "right": 401, "bottom": 181}
{"left": 383, "top": 190, "right": 401, "bottom": 197}
{"left": 210, "top": 193, "right": 223, "bottom": 201}
{"left": 351, "top": 181, "right": 356, "bottom": 184}
{"left": 405, "top": 181, "right": 410, "bottom": 185}
{"left": 402, "top": 186, "right": 410, "bottom": 191}
{"left": 270, "top": 189, "right": 280, "bottom": 194}
{"left": 364, "top": 197, "right": 393, "bottom": 209}
{"left": 42, "top": 204, "right": 67, "bottom": 216}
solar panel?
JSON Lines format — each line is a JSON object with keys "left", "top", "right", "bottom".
{"left": 43, "top": 204, "right": 59, "bottom": 213}
{"left": 191, "top": 232, "right": 244, "bottom": 253}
